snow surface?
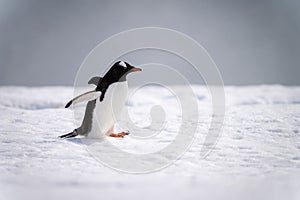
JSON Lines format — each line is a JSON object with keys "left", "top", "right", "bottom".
{"left": 0, "top": 85, "right": 300, "bottom": 200}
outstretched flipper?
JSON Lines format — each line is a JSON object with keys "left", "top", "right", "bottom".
{"left": 88, "top": 76, "right": 102, "bottom": 86}
{"left": 65, "top": 90, "right": 102, "bottom": 108}
{"left": 59, "top": 129, "right": 78, "bottom": 138}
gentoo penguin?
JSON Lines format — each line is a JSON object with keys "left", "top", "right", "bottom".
{"left": 59, "top": 61, "right": 142, "bottom": 139}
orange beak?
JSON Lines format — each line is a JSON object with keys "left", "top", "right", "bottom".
{"left": 131, "top": 67, "right": 142, "bottom": 72}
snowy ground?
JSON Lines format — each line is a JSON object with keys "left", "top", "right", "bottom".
{"left": 0, "top": 85, "right": 300, "bottom": 200}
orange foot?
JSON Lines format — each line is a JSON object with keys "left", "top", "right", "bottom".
{"left": 109, "top": 131, "right": 129, "bottom": 138}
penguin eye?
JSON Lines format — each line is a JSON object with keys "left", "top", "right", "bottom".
{"left": 119, "top": 61, "right": 127, "bottom": 69}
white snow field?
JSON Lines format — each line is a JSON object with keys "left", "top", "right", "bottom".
{"left": 0, "top": 85, "right": 300, "bottom": 200}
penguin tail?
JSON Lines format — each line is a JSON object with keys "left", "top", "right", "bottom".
{"left": 59, "top": 129, "right": 78, "bottom": 138}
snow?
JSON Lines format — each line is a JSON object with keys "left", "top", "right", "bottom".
{"left": 0, "top": 85, "right": 300, "bottom": 200}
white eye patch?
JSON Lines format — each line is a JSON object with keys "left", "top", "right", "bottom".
{"left": 119, "top": 61, "right": 126, "bottom": 68}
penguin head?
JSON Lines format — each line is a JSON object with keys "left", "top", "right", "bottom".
{"left": 108, "top": 61, "right": 142, "bottom": 82}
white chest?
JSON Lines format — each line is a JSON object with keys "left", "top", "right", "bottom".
{"left": 88, "top": 81, "right": 128, "bottom": 138}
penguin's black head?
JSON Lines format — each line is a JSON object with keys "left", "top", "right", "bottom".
{"left": 106, "top": 61, "right": 142, "bottom": 82}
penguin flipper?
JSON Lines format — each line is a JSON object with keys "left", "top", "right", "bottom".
{"left": 59, "top": 129, "right": 78, "bottom": 138}
{"left": 65, "top": 90, "right": 102, "bottom": 108}
{"left": 88, "top": 76, "right": 102, "bottom": 86}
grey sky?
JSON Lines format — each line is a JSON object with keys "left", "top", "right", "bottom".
{"left": 0, "top": 0, "right": 299, "bottom": 86}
